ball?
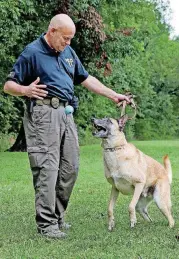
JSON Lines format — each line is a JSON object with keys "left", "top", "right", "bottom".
{"left": 65, "top": 105, "right": 74, "bottom": 114}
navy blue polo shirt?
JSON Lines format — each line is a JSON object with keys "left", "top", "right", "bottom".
{"left": 7, "top": 33, "right": 89, "bottom": 101}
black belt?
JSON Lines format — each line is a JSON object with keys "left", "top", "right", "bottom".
{"left": 36, "top": 97, "right": 68, "bottom": 109}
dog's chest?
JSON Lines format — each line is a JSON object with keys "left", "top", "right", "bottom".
{"left": 103, "top": 151, "right": 120, "bottom": 173}
{"left": 111, "top": 173, "right": 134, "bottom": 195}
{"left": 103, "top": 151, "right": 134, "bottom": 195}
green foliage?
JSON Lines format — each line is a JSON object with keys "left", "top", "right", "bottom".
{"left": 0, "top": 0, "right": 37, "bottom": 86}
{"left": 0, "top": 133, "right": 11, "bottom": 151}
{"left": 0, "top": 94, "right": 24, "bottom": 134}
{"left": 0, "top": 0, "right": 59, "bottom": 133}
{"left": 78, "top": 125, "right": 101, "bottom": 146}
{"left": 94, "top": 0, "right": 179, "bottom": 140}
{"left": 0, "top": 0, "right": 179, "bottom": 143}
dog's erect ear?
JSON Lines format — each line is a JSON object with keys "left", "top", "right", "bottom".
{"left": 118, "top": 115, "right": 128, "bottom": 131}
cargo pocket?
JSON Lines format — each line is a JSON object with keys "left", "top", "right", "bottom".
{"left": 24, "top": 105, "right": 58, "bottom": 152}
{"left": 32, "top": 105, "right": 51, "bottom": 123}
{"left": 27, "top": 146, "right": 49, "bottom": 169}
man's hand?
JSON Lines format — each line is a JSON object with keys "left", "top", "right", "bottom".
{"left": 113, "top": 93, "right": 131, "bottom": 104}
{"left": 24, "top": 77, "right": 48, "bottom": 99}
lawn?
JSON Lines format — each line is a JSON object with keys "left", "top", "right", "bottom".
{"left": 0, "top": 140, "right": 179, "bottom": 259}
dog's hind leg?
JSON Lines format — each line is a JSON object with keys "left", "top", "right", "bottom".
{"left": 108, "top": 186, "right": 119, "bottom": 231}
{"left": 154, "top": 181, "right": 174, "bottom": 228}
{"left": 129, "top": 182, "right": 145, "bottom": 228}
{"left": 136, "top": 197, "right": 153, "bottom": 222}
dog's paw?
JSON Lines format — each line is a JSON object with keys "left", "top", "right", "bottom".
{"left": 108, "top": 221, "right": 115, "bottom": 231}
{"left": 130, "top": 219, "right": 137, "bottom": 228}
{"left": 108, "top": 226, "right": 113, "bottom": 232}
{"left": 169, "top": 219, "right": 175, "bottom": 228}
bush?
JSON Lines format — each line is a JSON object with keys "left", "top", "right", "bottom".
{"left": 0, "top": 133, "right": 16, "bottom": 152}
{"left": 78, "top": 126, "right": 100, "bottom": 146}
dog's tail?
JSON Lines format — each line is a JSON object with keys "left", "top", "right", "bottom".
{"left": 163, "top": 154, "right": 172, "bottom": 184}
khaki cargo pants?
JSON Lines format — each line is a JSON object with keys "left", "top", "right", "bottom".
{"left": 23, "top": 103, "right": 79, "bottom": 231}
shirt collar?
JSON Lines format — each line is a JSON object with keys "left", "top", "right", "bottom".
{"left": 40, "top": 33, "right": 60, "bottom": 55}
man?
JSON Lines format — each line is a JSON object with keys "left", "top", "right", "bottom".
{"left": 4, "top": 14, "right": 130, "bottom": 239}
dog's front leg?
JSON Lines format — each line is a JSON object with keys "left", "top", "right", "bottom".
{"left": 108, "top": 186, "right": 119, "bottom": 231}
{"left": 129, "top": 182, "right": 145, "bottom": 228}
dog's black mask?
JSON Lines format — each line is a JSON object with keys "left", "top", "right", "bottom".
{"left": 91, "top": 118, "right": 112, "bottom": 138}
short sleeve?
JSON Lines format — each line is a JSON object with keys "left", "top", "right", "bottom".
{"left": 73, "top": 54, "right": 89, "bottom": 85}
{"left": 6, "top": 51, "right": 32, "bottom": 85}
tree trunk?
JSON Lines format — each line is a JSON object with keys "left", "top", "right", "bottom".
{"left": 8, "top": 123, "right": 27, "bottom": 152}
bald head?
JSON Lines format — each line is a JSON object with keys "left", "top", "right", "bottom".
{"left": 49, "top": 14, "right": 76, "bottom": 32}
{"left": 45, "top": 14, "right": 76, "bottom": 52}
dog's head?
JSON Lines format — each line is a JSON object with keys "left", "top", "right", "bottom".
{"left": 91, "top": 115, "right": 128, "bottom": 138}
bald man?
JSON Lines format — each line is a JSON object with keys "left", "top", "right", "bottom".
{"left": 4, "top": 14, "right": 129, "bottom": 239}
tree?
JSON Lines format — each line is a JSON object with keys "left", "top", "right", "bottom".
{"left": 1, "top": 0, "right": 179, "bottom": 151}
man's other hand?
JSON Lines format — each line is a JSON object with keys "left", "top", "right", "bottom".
{"left": 25, "top": 77, "right": 48, "bottom": 99}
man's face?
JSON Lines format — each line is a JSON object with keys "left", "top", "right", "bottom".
{"left": 50, "top": 27, "right": 75, "bottom": 52}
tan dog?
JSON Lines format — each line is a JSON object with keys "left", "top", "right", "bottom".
{"left": 92, "top": 116, "right": 174, "bottom": 230}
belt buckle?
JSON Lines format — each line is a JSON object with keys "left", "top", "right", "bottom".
{"left": 51, "top": 97, "right": 59, "bottom": 109}
{"left": 36, "top": 100, "right": 43, "bottom": 106}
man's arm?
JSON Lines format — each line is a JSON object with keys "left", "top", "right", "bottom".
{"left": 4, "top": 77, "right": 48, "bottom": 99}
{"left": 81, "top": 75, "right": 129, "bottom": 103}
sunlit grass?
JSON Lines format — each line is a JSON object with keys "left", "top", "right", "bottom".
{"left": 0, "top": 140, "right": 179, "bottom": 259}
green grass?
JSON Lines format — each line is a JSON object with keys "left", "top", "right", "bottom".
{"left": 0, "top": 140, "right": 179, "bottom": 259}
